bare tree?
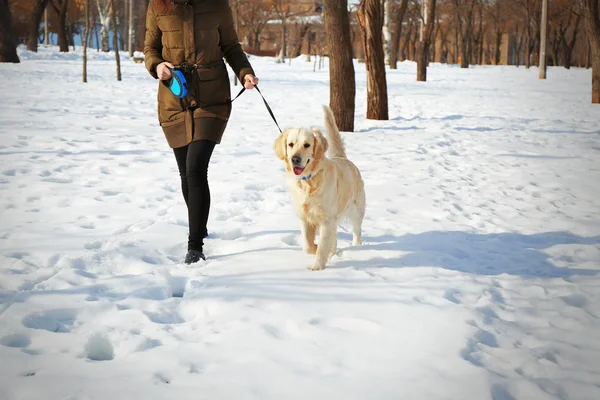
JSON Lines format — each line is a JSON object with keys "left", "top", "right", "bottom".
{"left": 96, "top": 0, "right": 112, "bottom": 52}
{"left": 487, "top": 0, "right": 506, "bottom": 65}
{"left": 83, "top": 0, "right": 89, "bottom": 82}
{"left": 324, "top": 0, "right": 356, "bottom": 131}
{"left": 417, "top": 0, "right": 437, "bottom": 81}
{"left": 358, "top": 0, "right": 389, "bottom": 120}
{"left": 110, "top": 0, "right": 121, "bottom": 80}
{"left": 383, "top": 0, "right": 392, "bottom": 63}
{"left": 400, "top": 8, "right": 415, "bottom": 61}
{"left": 0, "top": 0, "right": 20, "bottom": 62}
{"left": 513, "top": 0, "right": 541, "bottom": 68}
{"left": 289, "top": 19, "right": 312, "bottom": 58}
{"left": 582, "top": 0, "right": 599, "bottom": 103}
{"left": 49, "top": 0, "right": 70, "bottom": 52}
{"left": 389, "top": 0, "right": 409, "bottom": 69}
{"left": 555, "top": 0, "right": 582, "bottom": 69}
{"left": 472, "top": 0, "right": 484, "bottom": 65}
{"left": 134, "top": 0, "right": 149, "bottom": 52}
{"left": 127, "top": 0, "right": 133, "bottom": 57}
{"left": 517, "top": 25, "right": 526, "bottom": 66}
{"left": 270, "top": 0, "right": 312, "bottom": 62}
{"left": 453, "top": 0, "right": 477, "bottom": 68}
{"left": 28, "top": 0, "right": 51, "bottom": 52}
{"left": 238, "top": 0, "right": 272, "bottom": 50}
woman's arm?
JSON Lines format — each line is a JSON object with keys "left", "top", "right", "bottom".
{"left": 143, "top": 4, "right": 165, "bottom": 79}
{"left": 218, "top": 2, "right": 255, "bottom": 84}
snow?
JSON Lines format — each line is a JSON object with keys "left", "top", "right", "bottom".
{"left": 1, "top": 45, "right": 600, "bottom": 400}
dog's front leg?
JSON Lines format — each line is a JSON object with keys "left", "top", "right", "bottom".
{"left": 309, "top": 220, "right": 337, "bottom": 271}
{"left": 301, "top": 219, "right": 317, "bottom": 254}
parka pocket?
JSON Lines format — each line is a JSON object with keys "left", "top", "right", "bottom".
{"left": 157, "top": 80, "right": 184, "bottom": 124}
{"left": 195, "top": 63, "right": 231, "bottom": 113}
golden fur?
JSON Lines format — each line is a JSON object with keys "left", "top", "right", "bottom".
{"left": 273, "top": 105, "right": 366, "bottom": 270}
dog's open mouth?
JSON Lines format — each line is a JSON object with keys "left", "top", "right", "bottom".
{"left": 293, "top": 166, "right": 304, "bottom": 176}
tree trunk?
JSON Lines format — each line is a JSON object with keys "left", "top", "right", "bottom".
{"left": 431, "top": 28, "right": 437, "bottom": 64}
{"left": 460, "top": 35, "right": 470, "bottom": 68}
{"left": 416, "top": 0, "right": 436, "bottom": 81}
{"left": 324, "top": 0, "right": 356, "bottom": 132}
{"left": 83, "top": 0, "right": 89, "bottom": 82}
{"left": 563, "top": 45, "right": 572, "bottom": 69}
{"left": 400, "top": 16, "right": 413, "bottom": 61}
{"left": 593, "top": 47, "right": 600, "bottom": 104}
{"left": 110, "top": 0, "right": 122, "bottom": 80}
{"left": 277, "top": 18, "right": 288, "bottom": 62}
{"left": 389, "top": 0, "right": 408, "bottom": 69}
{"left": 494, "top": 27, "right": 501, "bottom": 65}
{"left": 586, "top": 38, "right": 592, "bottom": 69}
{"left": 582, "top": 0, "right": 600, "bottom": 103}
{"left": 0, "top": 0, "right": 20, "bottom": 62}
{"left": 134, "top": 0, "right": 149, "bottom": 52}
{"left": 454, "top": 0, "right": 474, "bottom": 69}
{"left": 97, "top": 0, "right": 111, "bottom": 52}
{"left": 383, "top": 0, "right": 392, "bottom": 63}
{"left": 293, "top": 24, "right": 310, "bottom": 58}
{"left": 50, "top": 0, "right": 70, "bottom": 52}
{"left": 68, "top": 21, "right": 76, "bottom": 50}
{"left": 94, "top": 23, "right": 100, "bottom": 51}
{"left": 539, "top": 0, "right": 548, "bottom": 78}
{"left": 128, "top": 0, "right": 133, "bottom": 57}
{"left": 358, "top": 0, "right": 388, "bottom": 120}
{"left": 28, "top": 0, "right": 51, "bottom": 52}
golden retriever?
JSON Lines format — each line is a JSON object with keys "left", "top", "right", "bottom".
{"left": 273, "top": 105, "right": 366, "bottom": 270}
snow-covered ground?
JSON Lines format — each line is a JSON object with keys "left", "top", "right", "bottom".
{"left": 1, "top": 46, "right": 599, "bottom": 400}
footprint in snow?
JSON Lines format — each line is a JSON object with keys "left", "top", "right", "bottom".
{"left": 22, "top": 309, "right": 77, "bottom": 333}
{"left": 0, "top": 333, "right": 31, "bottom": 348}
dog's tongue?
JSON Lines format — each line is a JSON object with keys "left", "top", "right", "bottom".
{"left": 293, "top": 167, "right": 303, "bottom": 176}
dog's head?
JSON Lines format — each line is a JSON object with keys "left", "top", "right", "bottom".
{"left": 273, "top": 127, "right": 328, "bottom": 178}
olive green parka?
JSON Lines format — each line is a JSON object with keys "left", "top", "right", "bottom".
{"left": 144, "top": 0, "right": 255, "bottom": 148}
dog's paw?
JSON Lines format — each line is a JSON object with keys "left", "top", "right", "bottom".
{"left": 308, "top": 262, "right": 325, "bottom": 271}
{"left": 304, "top": 244, "right": 317, "bottom": 255}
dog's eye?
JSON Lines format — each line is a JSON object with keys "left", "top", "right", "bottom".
{"left": 288, "top": 143, "right": 294, "bottom": 148}
{"left": 304, "top": 143, "right": 310, "bottom": 148}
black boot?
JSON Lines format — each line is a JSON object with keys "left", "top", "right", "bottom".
{"left": 184, "top": 249, "right": 205, "bottom": 264}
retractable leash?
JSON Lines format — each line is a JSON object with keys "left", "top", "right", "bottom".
{"left": 161, "top": 68, "right": 188, "bottom": 98}
{"left": 161, "top": 65, "right": 282, "bottom": 134}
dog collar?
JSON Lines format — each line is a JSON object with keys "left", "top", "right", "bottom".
{"left": 298, "top": 169, "right": 322, "bottom": 181}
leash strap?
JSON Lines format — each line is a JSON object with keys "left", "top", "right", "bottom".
{"left": 170, "top": 61, "right": 282, "bottom": 134}
{"left": 254, "top": 85, "right": 282, "bottom": 134}
{"left": 230, "top": 85, "right": 282, "bottom": 134}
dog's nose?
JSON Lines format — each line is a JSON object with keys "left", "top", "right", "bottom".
{"left": 291, "top": 155, "right": 301, "bottom": 165}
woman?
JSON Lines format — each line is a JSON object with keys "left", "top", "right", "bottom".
{"left": 144, "top": 0, "right": 258, "bottom": 264}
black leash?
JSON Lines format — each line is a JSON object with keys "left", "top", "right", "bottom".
{"left": 170, "top": 61, "right": 282, "bottom": 134}
{"left": 230, "top": 84, "right": 282, "bottom": 134}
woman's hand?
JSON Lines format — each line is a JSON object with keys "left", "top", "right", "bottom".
{"left": 157, "top": 62, "right": 174, "bottom": 80}
{"left": 243, "top": 74, "right": 259, "bottom": 89}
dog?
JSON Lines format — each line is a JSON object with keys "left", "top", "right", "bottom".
{"left": 273, "top": 105, "right": 366, "bottom": 270}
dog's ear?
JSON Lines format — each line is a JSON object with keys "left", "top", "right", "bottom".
{"left": 273, "top": 130, "right": 288, "bottom": 160}
{"left": 312, "top": 128, "right": 328, "bottom": 161}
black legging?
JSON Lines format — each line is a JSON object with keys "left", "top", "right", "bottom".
{"left": 173, "top": 139, "right": 216, "bottom": 251}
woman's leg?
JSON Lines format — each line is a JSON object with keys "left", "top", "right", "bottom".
{"left": 173, "top": 144, "right": 189, "bottom": 206}
{"left": 184, "top": 139, "right": 216, "bottom": 251}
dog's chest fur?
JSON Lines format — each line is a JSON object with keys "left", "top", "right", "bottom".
{"left": 286, "top": 177, "right": 327, "bottom": 225}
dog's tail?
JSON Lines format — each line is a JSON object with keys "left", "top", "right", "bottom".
{"left": 322, "top": 105, "right": 347, "bottom": 159}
